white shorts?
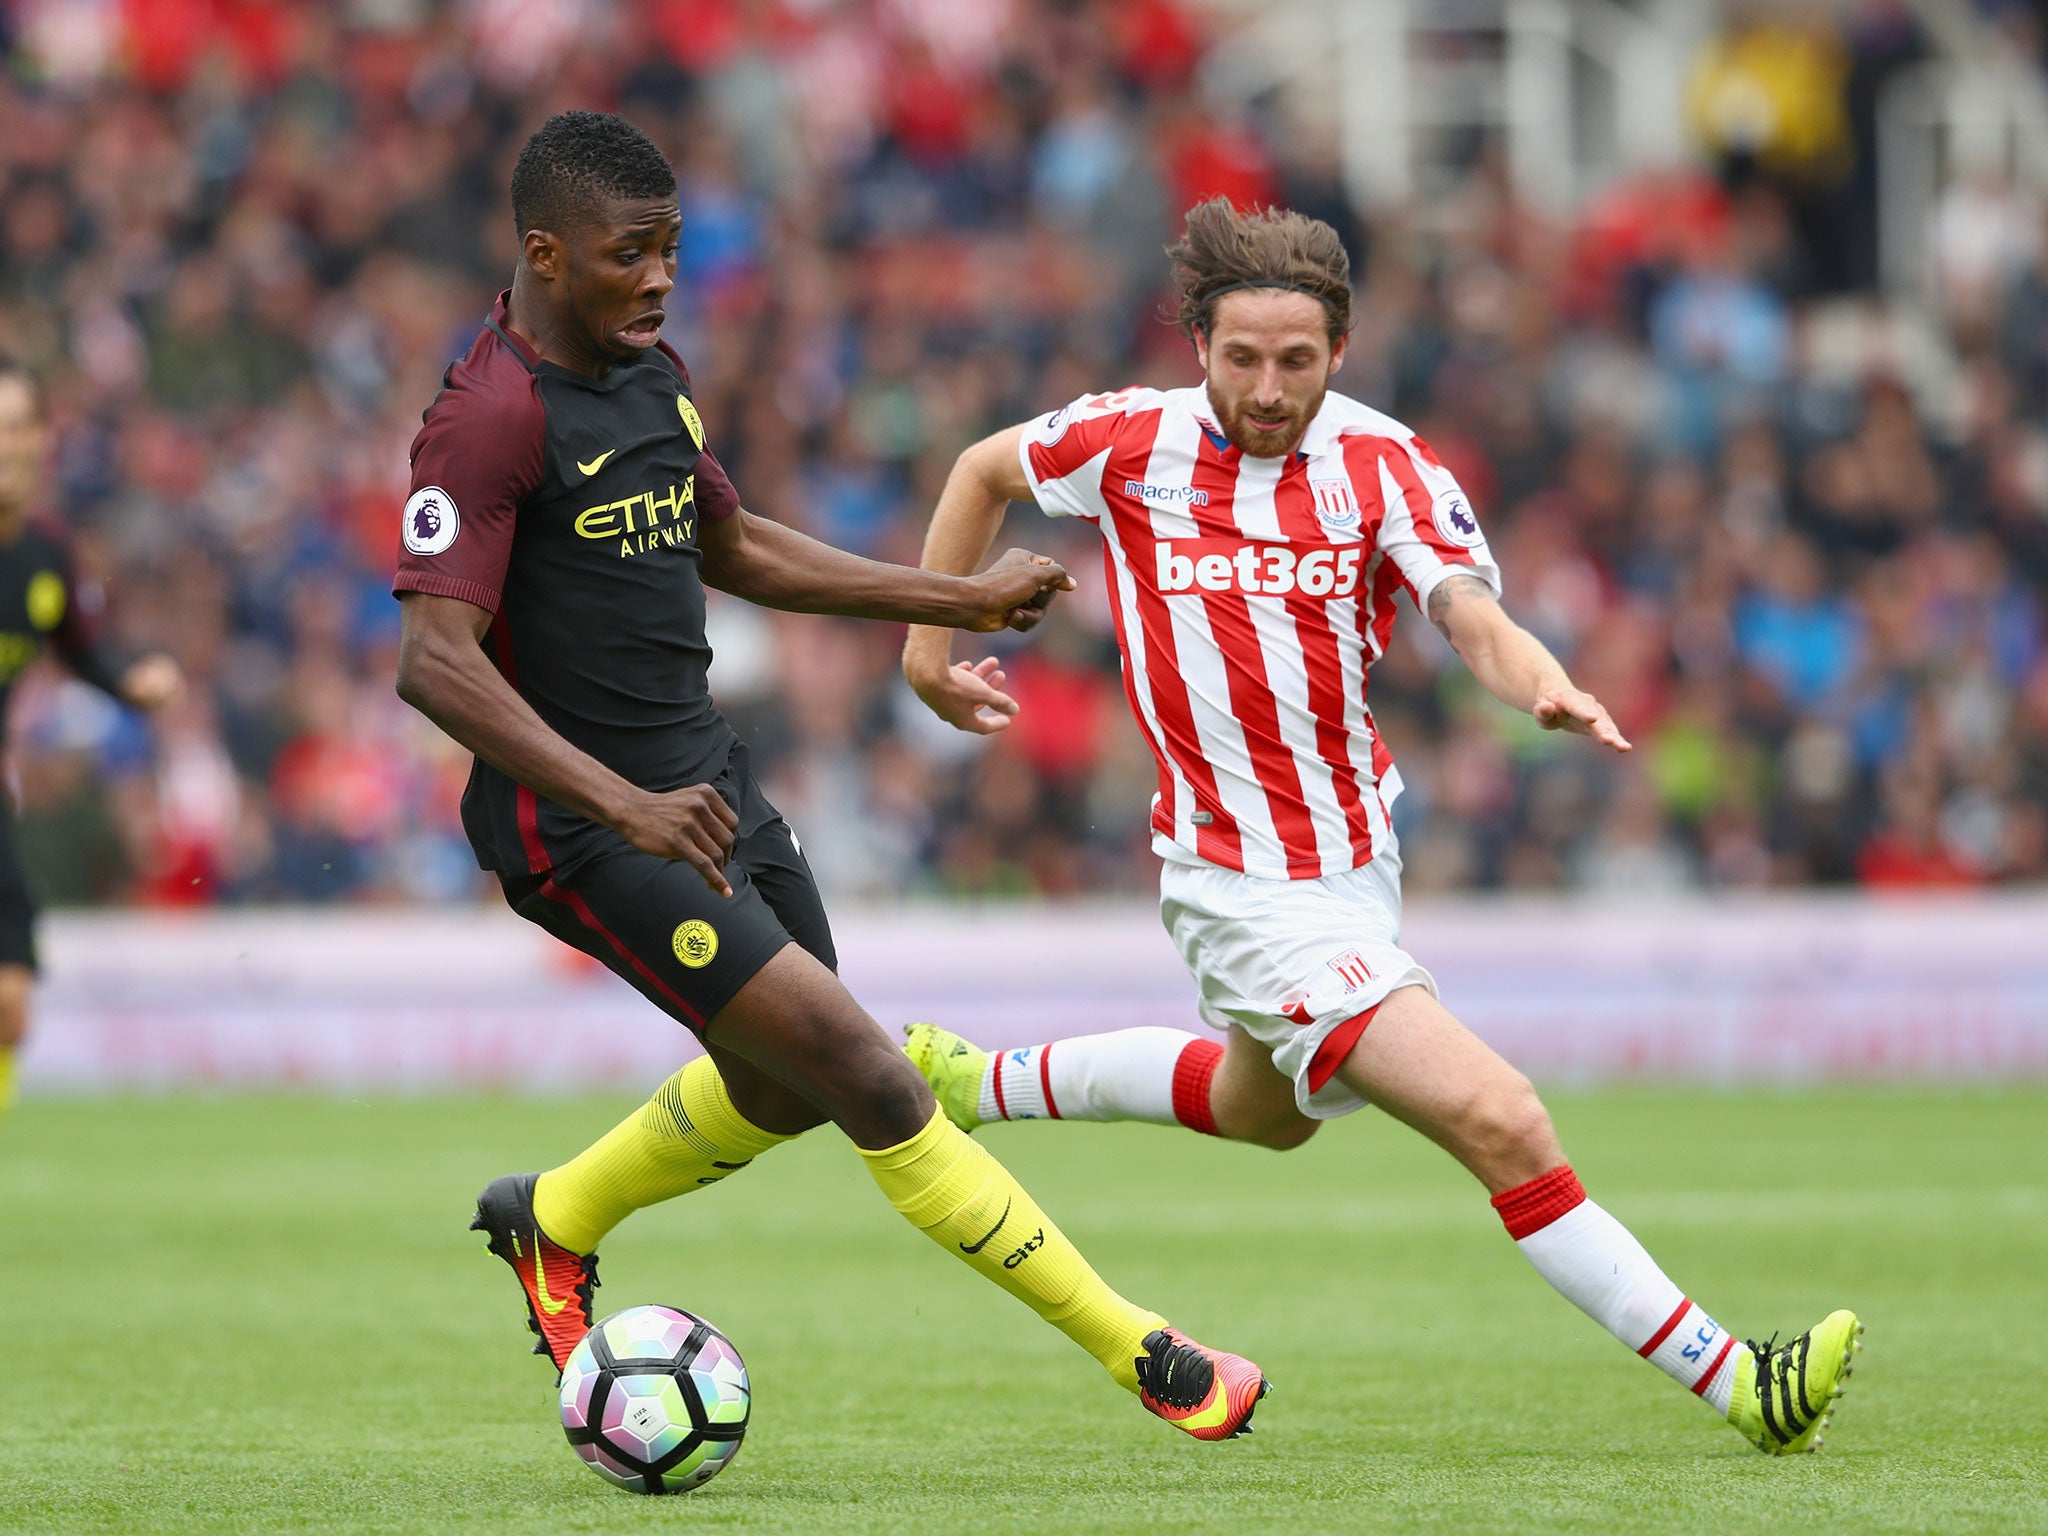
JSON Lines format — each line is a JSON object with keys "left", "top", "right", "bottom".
{"left": 1158, "top": 842, "right": 1436, "bottom": 1120}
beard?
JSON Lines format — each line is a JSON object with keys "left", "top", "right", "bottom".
{"left": 1210, "top": 381, "right": 1327, "bottom": 458}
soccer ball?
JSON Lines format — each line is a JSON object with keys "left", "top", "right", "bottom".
{"left": 558, "top": 1305, "right": 750, "bottom": 1494}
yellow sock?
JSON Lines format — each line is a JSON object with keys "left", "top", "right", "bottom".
{"left": 532, "top": 1057, "right": 799, "bottom": 1253}
{"left": 0, "top": 1046, "right": 14, "bottom": 1113}
{"left": 860, "top": 1106, "right": 1166, "bottom": 1392}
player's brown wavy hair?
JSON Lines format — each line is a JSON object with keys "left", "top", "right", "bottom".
{"left": 1168, "top": 197, "right": 1354, "bottom": 344}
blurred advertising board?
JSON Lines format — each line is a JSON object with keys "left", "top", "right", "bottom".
{"left": 20, "top": 896, "right": 2048, "bottom": 1092}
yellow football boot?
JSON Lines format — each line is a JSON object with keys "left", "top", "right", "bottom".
{"left": 1728, "top": 1310, "right": 1863, "bottom": 1454}
{"left": 902, "top": 1022, "right": 987, "bottom": 1133}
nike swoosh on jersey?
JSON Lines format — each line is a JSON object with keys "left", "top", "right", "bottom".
{"left": 531, "top": 1233, "right": 571, "bottom": 1315}
{"left": 576, "top": 449, "right": 617, "bottom": 476}
{"left": 958, "top": 1196, "right": 1012, "bottom": 1255}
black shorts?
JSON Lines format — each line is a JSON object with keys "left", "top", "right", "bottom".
{"left": 499, "top": 753, "right": 834, "bottom": 1033}
{"left": 0, "top": 806, "right": 37, "bottom": 972}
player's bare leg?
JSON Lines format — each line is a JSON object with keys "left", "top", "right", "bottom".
{"left": 711, "top": 946, "right": 1267, "bottom": 1437}
{"left": 0, "top": 964, "right": 30, "bottom": 1114}
{"left": 703, "top": 947, "right": 936, "bottom": 1150}
{"left": 1328, "top": 984, "right": 1559, "bottom": 1194}
{"left": 1333, "top": 985, "right": 1860, "bottom": 1448}
{"left": 698, "top": 1038, "right": 827, "bottom": 1137}
{"left": 1209, "top": 1025, "right": 1319, "bottom": 1150}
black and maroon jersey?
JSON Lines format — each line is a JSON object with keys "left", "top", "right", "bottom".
{"left": 0, "top": 518, "right": 128, "bottom": 723}
{"left": 392, "top": 291, "right": 743, "bottom": 875}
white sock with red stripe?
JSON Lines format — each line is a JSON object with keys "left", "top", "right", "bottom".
{"left": 1492, "top": 1165, "right": 1744, "bottom": 1413}
{"left": 977, "top": 1028, "right": 1224, "bottom": 1134}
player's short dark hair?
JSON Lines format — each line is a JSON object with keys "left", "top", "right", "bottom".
{"left": 0, "top": 353, "right": 42, "bottom": 419}
{"left": 1168, "top": 198, "right": 1354, "bottom": 344}
{"left": 510, "top": 111, "right": 676, "bottom": 239}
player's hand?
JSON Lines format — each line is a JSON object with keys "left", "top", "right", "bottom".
{"left": 614, "top": 784, "right": 740, "bottom": 896}
{"left": 120, "top": 653, "right": 183, "bottom": 712}
{"left": 962, "top": 549, "right": 1075, "bottom": 634}
{"left": 909, "top": 656, "right": 1018, "bottom": 735}
{"left": 1533, "top": 687, "right": 1632, "bottom": 753}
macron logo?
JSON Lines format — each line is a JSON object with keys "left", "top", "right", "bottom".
{"left": 1125, "top": 480, "right": 1211, "bottom": 507}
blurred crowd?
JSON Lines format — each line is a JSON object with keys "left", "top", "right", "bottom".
{"left": 1, "top": 0, "right": 2045, "bottom": 906}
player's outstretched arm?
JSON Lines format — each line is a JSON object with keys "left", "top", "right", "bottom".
{"left": 1427, "top": 573, "right": 1632, "bottom": 752}
{"left": 394, "top": 592, "right": 740, "bottom": 895}
{"left": 903, "top": 424, "right": 1039, "bottom": 735}
{"left": 46, "top": 552, "right": 184, "bottom": 710}
{"left": 697, "top": 502, "right": 1070, "bottom": 632}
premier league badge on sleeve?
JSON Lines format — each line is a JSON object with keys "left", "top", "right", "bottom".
{"left": 1431, "top": 492, "right": 1485, "bottom": 548}
{"left": 402, "top": 486, "right": 460, "bottom": 556}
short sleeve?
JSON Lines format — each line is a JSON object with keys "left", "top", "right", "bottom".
{"left": 1350, "top": 431, "right": 1502, "bottom": 608}
{"left": 392, "top": 363, "right": 544, "bottom": 613}
{"left": 1017, "top": 388, "right": 1152, "bottom": 522}
{"left": 696, "top": 449, "right": 739, "bottom": 523}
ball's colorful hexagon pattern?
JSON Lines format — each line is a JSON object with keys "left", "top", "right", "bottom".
{"left": 658, "top": 1434, "right": 744, "bottom": 1492}
{"left": 574, "top": 1439, "right": 645, "bottom": 1491}
{"left": 558, "top": 1343, "right": 601, "bottom": 1431}
{"left": 690, "top": 1338, "right": 750, "bottom": 1426}
{"left": 601, "top": 1372, "right": 693, "bottom": 1462}
{"left": 599, "top": 1304, "right": 695, "bottom": 1363}
{"left": 558, "top": 1305, "right": 750, "bottom": 1496}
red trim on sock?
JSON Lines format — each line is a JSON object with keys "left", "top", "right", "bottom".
{"left": 1038, "top": 1044, "right": 1061, "bottom": 1119}
{"left": 1637, "top": 1298, "right": 1692, "bottom": 1358}
{"left": 1170, "top": 1040, "right": 1223, "bottom": 1136}
{"left": 1490, "top": 1164, "right": 1587, "bottom": 1240}
{"left": 1306, "top": 1004, "right": 1378, "bottom": 1093}
{"left": 990, "top": 1050, "right": 1010, "bottom": 1121}
{"left": 1691, "top": 1335, "right": 1737, "bottom": 1395}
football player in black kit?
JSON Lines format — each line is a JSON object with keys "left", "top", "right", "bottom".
{"left": 0, "top": 357, "right": 182, "bottom": 1117}
{"left": 394, "top": 113, "right": 1268, "bottom": 1441}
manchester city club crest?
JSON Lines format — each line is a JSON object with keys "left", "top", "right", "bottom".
{"left": 676, "top": 393, "right": 705, "bottom": 450}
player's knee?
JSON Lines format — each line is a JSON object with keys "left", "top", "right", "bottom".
{"left": 863, "top": 1049, "right": 934, "bottom": 1138}
{"left": 1466, "top": 1081, "right": 1556, "bottom": 1179}
{"left": 808, "top": 1027, "right": 932, "bottom": 1147}
{"left": 1453, "top": 1073, "right": 1553, "bottom": 1165}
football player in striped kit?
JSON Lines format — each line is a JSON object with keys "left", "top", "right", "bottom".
{"left": 903, "top": 198, "right": 1859, "bottom": 1455}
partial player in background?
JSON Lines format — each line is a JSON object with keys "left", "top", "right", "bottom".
{"left": 0, "top": 357, "right": 182, "bottom": 1117}
{"left": 394, "top": 114, "right": 1267, "bottom": 1442}
{"left": 903, "top": 199, "right": 1861, "bottom": 1456}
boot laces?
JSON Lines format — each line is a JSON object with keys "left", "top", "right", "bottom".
{"left": 1135, "top": 1330, "right": 1216, "bottom": 1411}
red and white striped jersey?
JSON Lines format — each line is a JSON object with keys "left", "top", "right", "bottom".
{"left": 1019, "top": 384, "right": 1501, "bottom": 880}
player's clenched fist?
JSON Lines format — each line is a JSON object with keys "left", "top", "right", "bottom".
{"left": 613, "top": 784, "right": 740, "bottom": 896}
{"left": 963, "top": 549, "right": 1076, "bottom": 633}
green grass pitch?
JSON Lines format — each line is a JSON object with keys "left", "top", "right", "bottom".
{"left": 2, "top": 1088, "right": 2042, "bottom": 1535}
